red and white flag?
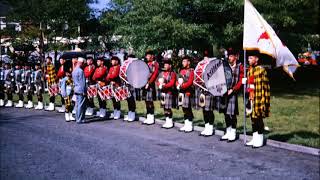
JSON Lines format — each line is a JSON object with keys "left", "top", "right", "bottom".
{"left": 243, "top": 0, "right": 299, "bottom": 77}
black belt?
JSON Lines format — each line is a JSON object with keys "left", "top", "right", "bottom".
{"left": 74, "top": 92, "right": 85, "bottom": 96}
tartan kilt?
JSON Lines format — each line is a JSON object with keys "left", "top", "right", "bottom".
{"left": 216, "top": 94, "right": 239, "bottom": 115}
{"left": 181, "top": 93, "right": 195, "bottom": 108}
{"left": 160, "top": 93, "right": 175, "bottom": 109}
{"left": 203, "top": 94, "right": 216, "bottom": 111}
{"left": 194, "top": 88, "right": 216, "bottom": 111}
{"left": 143, "top": 84, "right": 156, "bottom": 102}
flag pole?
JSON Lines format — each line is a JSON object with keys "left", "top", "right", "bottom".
{"left": 243, "top": 49, "right": 247, "bottom": 144}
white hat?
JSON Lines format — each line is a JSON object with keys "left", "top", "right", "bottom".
{"left": 78, "top": 57, "right": 86, "bottom": 63}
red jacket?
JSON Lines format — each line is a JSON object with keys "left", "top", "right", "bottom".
{"left": 177, "top": 68, "right": 194, "bottom": 96}
{"left": 147, "top": 61, "right": 159, "bottom": 84}
{"left": 92, "top": 66, "right": 107, "bottom": 82}
{"left": 232, "top": 64, "right": 244, "bottom": 92}
{"left": 84, "top": 64, "right": 96, "bottom": 79}
{"left": 157, "top": 71, "right": 176, "bottom": 94}
{"left": 106, "top": 65, "right": 121, "bottom": 86}
{"left": 56, "top": 65, "right": 65, "bottom": 79}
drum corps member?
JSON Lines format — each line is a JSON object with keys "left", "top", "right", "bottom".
{"left": 245, "top": 51, "right": 270, "bottom": 148}
{"left": 177, "top": 56, "right": 195, "bottom": 133}
{"left": 142, "top": 50, "right": 159, "bottom": 125}
{"left": 105, "top": 56, "right": 122, "bottom": 120}
{"left": 45, "top": 56, "right": 57, "bottom": 111}
{"left": 4, "top": 62, "right": 14, "bottom": 107}
{"left": 122, "top": 54, "right": 137, "bottom": 122}
{"left": 157, "top": 59, "right": 177, "bottom": 129}
{"left": 22, "top": 62, "right": 34, "bottom": 109}
{"left": 84, "top": 56, "right": 96, "bottom": 116}
{"left": 60, "top": 62, "right": 75, "bottom": 122}
{"left": 194, "top": 57, "right": 216, "bottom": 137}
{"left": 14, "top": 62, "right": 24, "bottom": 108}
{"left": 220, "top": 49, "right": 244, "bottom": 142}
{"left": 56, "top": 57, "right": 67, "bottom": 113}
{"left": 0, "top": 61, "right": 5, "bottom": 106}
{"left": 92, "top": 57, "right": 108, "bottom": 118}
{"left": 33, "top": 62, "right": 45, "bottom": 110}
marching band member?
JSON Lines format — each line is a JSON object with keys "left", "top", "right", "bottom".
{"left": 0, "top": 61, "right": 5, "bottom": 106}
{"left": 218, "top": 48, "right": 243, "bottom": 142}
{"left": 220, "top": 49, "right": 244, "bottom": 142}
{"left": 92, "top": 57, "right": 108, "bottom": 118}
{"left": 60, "top": 62, "right": 75, "bottom": 122}
{"left": 22, "top": 62, "right": 34, "bottom": 109}
{"left": 123, "top": 54, "right": 137, "bottom": 122}
{"left": 14, "top": 62, "right": 24, "bottom": 108}
{"left": 157, "top": 59, "right": 177, "bottom": 129}
{"left": 197, "top": 78, "right": 215, "bottom": 137}
{"left": 105, "top": 56, "right": 121, "bottom": 120}
{"left": 84, "top": 56, "right": 96, "bottom": 116}
{"left": 245, "top": 51, "right": 270, "bottom": 148}
{"left": 142, "top": 50, "right": 159, "bottom": 125}
{"left": 33, "top": 62, "right": 45, "bottom": 110}
{"left": 4, "top": 62, "right": 14, "bottom": 107}
{"left": 56, "top": 58, "right": 67, "bottom": 113}
{"left": 45, "top": 56, "right": 57, "bottom": 111}
{"left": 177, "top": 56, "right": 195, "bottom": 133}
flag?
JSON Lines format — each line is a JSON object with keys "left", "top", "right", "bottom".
{"left": 243, "top": 0, "right": 299, "bottom": 78}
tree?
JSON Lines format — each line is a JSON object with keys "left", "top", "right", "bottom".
{"left": 4, "top": 0, "right": 96, "bottom": 61}
{"left": 101, "top": 0, "right": 318, "bottom": 57}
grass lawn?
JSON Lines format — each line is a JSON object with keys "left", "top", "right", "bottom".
{"left": 11, "top": 86, "right": 319, "bottom": 149}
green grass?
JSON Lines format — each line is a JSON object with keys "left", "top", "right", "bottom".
{"left": 11, "top": 88, "right": 320, "bottom": 148}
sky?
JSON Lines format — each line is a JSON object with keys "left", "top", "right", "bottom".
{"left": 89, "top": 0, "right": 110, "bottom": 11}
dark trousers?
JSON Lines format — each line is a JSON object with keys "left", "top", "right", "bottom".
{"left": 0, "top": 83, "right": 4, "bottom": 99}
{"left": 112, "top": 98, "right": 121, "bottom": 111}
{"left": 98, "top": 96, "right": 106, "bottom": 109}
{"left": 127, "top": 95, "right": 136, "bottom": 112}
{"left": 18, "top": 91, "right": 23, "bottom": 101}
{"left": 252, "top": 117, "right": 264, "bottom": 134}
{"left": 224, "top": 113, "right": 237, "bottom": 129}
{"left": 27, "top": 91, "right": 33, "bottom": 101}
{"left": 183, "top": 107, "right": 194, "bottom": 121}
{"left": 145, "top": 101, "right": 154, "bottom": 115}
{"left": 59, "top": 94, "right": 65, "bottom": 105}
{"left": 87, "top": 97, "right": 95, "bottom": 108}
{"left": 49, "top": 96, "right": 55, "bottom": 103}
{"left": 164, "top": 108, "right": 172, "bottom": 118}
{"left": 7, "top": 89, "right": 13, "bottom": 100}
{"left": 203, "top": 109, "right": 214, "bottom": 125}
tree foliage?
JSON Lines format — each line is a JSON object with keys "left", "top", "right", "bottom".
{"left": 101, "top": 0, "right": 318, "bottom": 56}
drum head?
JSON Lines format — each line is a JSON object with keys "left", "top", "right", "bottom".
{"left": 126, "top": 60, "right": 150, "bottom": 88}
{"left": 203, "top": 58, "right": 228, "bottom": 96}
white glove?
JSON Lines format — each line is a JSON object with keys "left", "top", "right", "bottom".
{"left": 158, "top": 78, "right": 164, "bottom": 84}
{"left": 145, "top": 83, "right": 149, "bottom": 89}
{"left": 159, "top": 84, "right": 163, "bottom": 90}
{"left": 177, "top": 85, "right": 180, "bottom": 90}
{"left": 178, "top": 78, "right": 184, "bottom": 85}
{"left": 242, "top": 78, "right": 247, "bottom": 85}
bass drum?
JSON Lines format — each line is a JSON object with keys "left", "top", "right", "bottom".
{"left": 120, "top": 58, "right": 150, "bottom": 88}
{"left": 194, "top": 57, "right": 231, "bottom": 96}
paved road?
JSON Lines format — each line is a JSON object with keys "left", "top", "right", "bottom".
{"left": 0, "top": 107, "right": 319, "bottom": 180}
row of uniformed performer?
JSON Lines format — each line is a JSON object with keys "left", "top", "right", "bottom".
{"left": 0, "top": 49, "right": 270, "bottom": 148}
{"left": 140, "top": 49, "right": 246, "bottom": 140}
{"left": 0, "top": 61, "right": 45, "bottom": 109}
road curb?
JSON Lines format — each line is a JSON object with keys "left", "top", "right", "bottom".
{"left": 138, "top": 117, "right": 320, "bottom": 156}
